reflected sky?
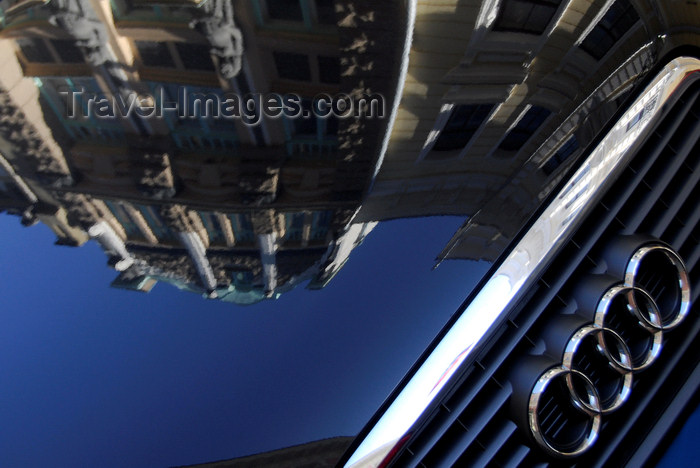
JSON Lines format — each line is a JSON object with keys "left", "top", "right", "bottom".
{"left": 0, "top": 213, "right": 487, "bottom": 467}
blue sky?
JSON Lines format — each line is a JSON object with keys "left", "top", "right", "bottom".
{"left": 0, "top": 213, "right": 489, "bottom": 467}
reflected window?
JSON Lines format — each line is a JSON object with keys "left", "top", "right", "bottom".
{"left": 53, "top": 40, "right": 83, "bottom": 63}
{"left": 134, "top": 204, "right": 176, "bottom": 242}
{"left": 315, "top": 0, "right": 336, "bottom": 25}
{"left": 432, "top": 104, "right": 494, "bottom": 152}
{"left": 311, "top": 210, "right": 332, "bottom": 241}
{"left": 228, "top": 214, "right": 256, "bottom": 244}
{"left": 136, "top": 41, "right": 216, "bottom": 72}
{"left": 294, "top": 99, "right": 317, "bottom": 135}
{"left": 318, "top": 56, "right": 340, "bottom": 84}
{"left": 254, "top": 0, "right": 337, "bottom": 28}
{"left": 17, "top": 38, "right": 53, "bottom": 63}
{"left": 16, "top": 38, "right": 83, "bottom": 64}
{"left": 581, "top": 0, "right": 639, "bottom": 60}
{"left": 174, "top": 43, "right": 215, "bottom": 72}
{"left": 542, "top": 135, "right": 579, "bottom": 175}
{"left": 285, "top": 99, "right": 338, "bottom": 156}
{"left": 136, "top": 41, "right": 176, "bottom": 68}
{"left": 274, "top": 51, "right": 312, "bottom": 81}
{"left": 104, "top": 201, "right": 144, "bottom": 239}
{"left": 266, "top": 0, "right": 304, "bottom": 21}
{"left": 283, "top": 212, "right": 305, "bottom": 243}
{"left": 153, "top": 82, "right": 238, "bottom": 152}
{"left": 198, "top": 211, "right": 226, "bottom": 245}
{"left": 499, "top": 105, "right": 551, "bottom": 151}
{"left": 494, "top": 0, "right": 562, "bottom": 35}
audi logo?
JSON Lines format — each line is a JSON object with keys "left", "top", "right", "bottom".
{"left": 526, "top": 242, "right": 691, "bottom": 457}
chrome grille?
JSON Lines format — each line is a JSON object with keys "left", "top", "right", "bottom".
{"left": 389, "top": 80, "right": 700, "bottom": 467}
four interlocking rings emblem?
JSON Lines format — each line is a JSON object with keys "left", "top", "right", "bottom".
{"left": 528, "top": 243, "right": 691, "bottom": 457}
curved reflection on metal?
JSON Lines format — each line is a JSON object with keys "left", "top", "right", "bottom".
{"left": 625, "top": 244, "right": 691, "bottom": 330}
{"left": 529, "top": 367, "right": 602, "bottom": 458}
{"left": 344, "top": 57, "right": 700, "bottom": 468}
{"left": 561, "top": 325, "right": 633, "bottom": 414}
{"left": 595, "top": 285, "right": 663, "bottom": 372}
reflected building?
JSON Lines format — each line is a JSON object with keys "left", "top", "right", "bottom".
{"left": 0, "top": 0, "right": 410, "bottom": 303}
{"left": 354, "top": 0, "right": 685, "bottom": 263}
{"left": 0, "top": 0, "right": 684, "bottom": 301}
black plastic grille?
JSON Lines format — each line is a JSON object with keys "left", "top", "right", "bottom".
{"left": 390, "top": 80, "right": 700, "bottom": 467}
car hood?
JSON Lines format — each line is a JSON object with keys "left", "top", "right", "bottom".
{"left": 0, "top": 0, "right": 694, "bottom": 466}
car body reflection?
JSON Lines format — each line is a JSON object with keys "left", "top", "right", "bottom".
{"left": 0, "top": 0, "right": 698, "bottom": 466}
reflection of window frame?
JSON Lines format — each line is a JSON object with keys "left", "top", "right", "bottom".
{"left": 104, "top": 200, "right": 144, "bottom": 240}
{"left": 282, "top": 99, "right": 338, "bottom": 157}
{"left": 271, "top": 50, "right": 339, "bottom": 85}
{"left": 273, "top": 51, "right": 312, "bottom": 81}
{"left": 541, "top": 134, "right": 579, "bottom": 175}
{"left": 134, "top": 40, "right": 215, "bottom": 73}
{"left": 134, "top": 204, "right": 176, "bottom": 242}
{"left": 228, "top": 214, "right": 256, "bottom": 244}
{"left": 149, "top": 82, "right": 239, "bottom": 152}
{"left": 197, "top": 211, "right": 226, "bottom": 246}
{"left": 251, "top": 0, "right": 337, "bottom": 30}
{"left": 493, "top": 0, "right": 563, "bottom": 35}
{"left": 15, "top": 37, "right": 84, "bottom": 65}
{"left": 420, "top": 103, "right": 497, "bottom": 161}
{"left": 579, "top": 0, "right": 639, "bottom": 61}
{"left": 283, "top": 212, "right": 305, "bottom": 243}
{"left": 310, "top": 210, "right": 332, "bottom": 241}
{"left": 496, "top": 104, "right": 552, "bottom": 154}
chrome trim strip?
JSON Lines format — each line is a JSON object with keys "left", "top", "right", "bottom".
{"left": 344, "top": 57, "right": 700, "bottom": 468}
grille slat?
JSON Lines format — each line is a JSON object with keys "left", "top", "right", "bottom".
{"left": 409, "top": 382, "right": 512, "bottom": 467}
{"left": 648, "top": 140, "right": 700, "bottom": 237}
{"left": 618, "top": 95, "right": 700, "bottom": 234}
{"left": 667, "top": 185, "right": 700, "bottom": 246}
{"left": 469, "top": 421, "right": 517, "bottom": 467}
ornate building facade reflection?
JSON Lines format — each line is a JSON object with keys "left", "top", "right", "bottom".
{"left": 1, "top": 0, "right": 696, "bottom": 302}
{"left": 0, "top": 0, "right": 409, "bottom": 304}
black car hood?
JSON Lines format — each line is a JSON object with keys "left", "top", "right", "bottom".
{"left": 0, "top": 0, "right": 694, "bottom": 466}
